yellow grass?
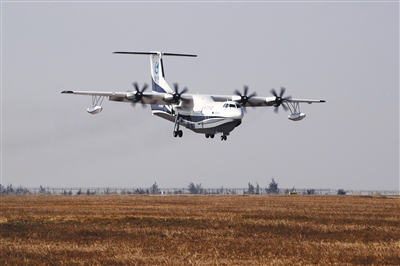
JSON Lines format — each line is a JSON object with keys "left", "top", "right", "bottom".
{"left": 1, "top": 195, "right": 399, "bottom": 265}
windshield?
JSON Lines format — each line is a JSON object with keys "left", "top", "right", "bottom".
{"left": 223, "top": 102, "right": 241, "bottom": 108}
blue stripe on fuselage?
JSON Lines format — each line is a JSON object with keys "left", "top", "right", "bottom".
{"left": 152, "top": 105, "right": 172, "bottom": 114}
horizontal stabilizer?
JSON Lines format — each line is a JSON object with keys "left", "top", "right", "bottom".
{"left": 113, "top": 51, "right": 197, "bottom": 57}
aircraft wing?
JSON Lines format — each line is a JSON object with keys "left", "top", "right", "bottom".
{"left": 211, "top": 95, "right": 268, "bottom": 106}
{"left": 285, "top": 99, "right": 326, "bottom": 104}
{"left": 62, "top": 90, "right": 324, "bottom": 107}
{"left": 211, "top": 95, "right": 325, "bottom": 107}
{"left": 61, "top": 90, "right": 180, "bottom": 105}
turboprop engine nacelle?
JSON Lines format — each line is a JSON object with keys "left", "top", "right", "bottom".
{"left": 126, "top": 92, "right": 137, "bottom": 101}
{"left": 288, "top": 113, "right": 306, "bottom": 121}
{"left": 163, "top": 94, "right": 175, "bottom": 103}
{"left": 87, "top": 105, "right": 103, "bottom": 114}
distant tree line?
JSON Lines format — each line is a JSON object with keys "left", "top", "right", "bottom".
{"left": 0, "top": 181, "right": 370, "bottom": 197}
{"left": 0, "top": 184, "right": 31, "bottom": 195}
{"left": 2, "top": 179, "right": 281, "bottom": 195}
{"left": 245, "top": 178, "right": 280, "bottom": 195}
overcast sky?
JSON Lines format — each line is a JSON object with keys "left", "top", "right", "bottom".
{"left": 2, "top": 1, "right": 399, "bottom": 191}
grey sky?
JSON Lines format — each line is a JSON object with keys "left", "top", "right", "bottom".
{"left": 2, "top": 2, "right": 399, "bottom": 190}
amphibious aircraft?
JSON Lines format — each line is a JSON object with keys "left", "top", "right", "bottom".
{"left": 62, "top": 51, "right": 325, "bottom": 141}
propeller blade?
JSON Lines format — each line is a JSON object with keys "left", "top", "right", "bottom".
{"left": 142, "top": 83, "right": 149, "bottom": 93}
{"left": 173, "top": 83, "right": 179, "bottom": 93}
{"left": 270, "top": 88, "right": 278, "bottom": 97}
{"left": 280, "top": 87, "right": 286, "bottom": 98}
{"left": 284, "top": 95, "right": 292, "bottom": 101}
{"left": 180, "top": 87, "right": 188, "bottom": 95}
{"left": 243, "top": 86, "right": 248, "bottom": 96}
{"left": 140, "top": 99, "right": 148, "bottom": 108}
{"left": 133, "top": 82, "right": 139, "bottom": 91}
{"left": 248, "top": 91, "right": 257, "bottom": 98}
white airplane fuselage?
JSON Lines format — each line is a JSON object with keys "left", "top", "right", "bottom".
{"left": 152, "top": 96, "right": 244, "bottom": 136}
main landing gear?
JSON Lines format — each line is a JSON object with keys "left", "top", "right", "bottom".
{"left": 173, "top": 130, "right": 183, "bottom": 138}
{"left": 205, "top": 133, "right": 227, "bottom": 141}
{"left": 173, "top": 114, "right": 183, "bottom": 138}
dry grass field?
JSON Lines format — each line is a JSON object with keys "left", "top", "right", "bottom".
{"left": 1, "top": 195, "right": 399, "bottom": 265}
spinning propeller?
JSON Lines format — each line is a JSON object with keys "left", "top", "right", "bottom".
{"left": 127, "top": 82, "right": 149, "bottom": 107}
{"left": 234, "top": 86, "right": 257, "bottom": 111}
{"left": 170, "top": 83, "right": 189, "bottom": 103}
{"left": 270, "top": 87, "right": 291, "bottom": 113}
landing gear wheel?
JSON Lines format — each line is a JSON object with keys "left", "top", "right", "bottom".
{"left": 173, "top": 114, "right": 183, "bottom": 139}
{"left": 174, "top": 130, "right": 183, "bottom": 138}
{"left": 220, "top": 135, "right": 227, "bottom": 141}
{"left": 210, "top": 134, "right": 215, "bottom": 139}
{"left": 205, "top": 134, "right": 210, "bottom": 139}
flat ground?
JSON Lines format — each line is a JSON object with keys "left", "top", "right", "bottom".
{"left": 1, "top": 195, "right": 399, "bottom": 265}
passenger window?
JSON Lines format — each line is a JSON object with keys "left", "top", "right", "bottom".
{"left": 229, "top": 104, "right": 236, "bottom": 108}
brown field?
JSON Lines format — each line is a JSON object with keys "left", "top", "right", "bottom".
{"left": 1, "top": 195, "right": 399, "bottom": 265}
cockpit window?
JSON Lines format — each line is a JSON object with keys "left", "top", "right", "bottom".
{"left": 224, "top": 102, "right": 241, "bottom": 108}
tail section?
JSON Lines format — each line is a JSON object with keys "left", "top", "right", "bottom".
{"left": 113, "top": 51, "right": 196, "bottom": 94}
{"left": 150, "top": 52, "right": 173, "bottom": 93}
{"left": 113, "top": 51, "right": 196, "bottom": 116}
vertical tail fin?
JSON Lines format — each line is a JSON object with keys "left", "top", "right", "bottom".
{"left": 113, "top": 51, "right": 196, "bottom": 94}
{"left": 149, "top": 52, "right": 173, "bottom": 93}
